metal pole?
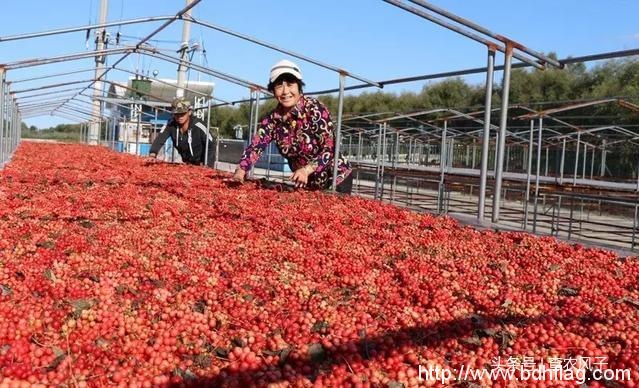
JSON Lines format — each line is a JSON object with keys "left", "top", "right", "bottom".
{"left": 356, "top": 133, "right": 362, "bottom": 191}
{"left": 8, "top": 102, "right": 13, "bottom": 156}
{"left": 472, "top": 139, "right": 476, "bottom": 168}
{"left": 532, "top": 118, "right": 543, "bottom": 234}
{"left": 123, "top": 116, "right": 129, "bottom": 154}
{"left": 523, "top": 120, "right": 534, "bottom": 229}
{"left": 4, "top": 83, "right": 9, "bottom": 163}
{"left": 15, "top": 104, "right": 19, "bottom": 151}
{"left": 590, "top": 145, "right": 595, "bottom": 180}
{"left": 478, "top": 48, "right": 495, "bottom": 221}
{"left": 111, "top": 114, "right": 116, "bottom": 150}
{"left": 247, "top": 90, "right": 255, "bottom": 141}
{"left": 380, "top": 122, "right": 387, "bottom": 199}
{"left": 448, "top": 137, "right": 454, "bottom": 168}
{"left": 149, "top": 108, "right": 157, "bottom": 156}
{"left": 494, "top": 133, "right": 498, "bottom": 171}
{"left": 491, "top": 44, "right": 513, "bottom": 223}
{"left": 556, "top": 195, "right": 562, "bottom": 237}
{"left": 13, "top": 103, "right": 18, "bottom": 154}
{"left": 135, "top": 110, "right": 140, "bottom": 156}
{"left": 374, "top": 124, "right": 382, "bottom": 199}
{"left": 573, "top": 132, "right": 580, "bottom": 186}
{"left": 204, "top": 98, "right": 211, "bottom": 166}
{"left": 391, "top": 131, "right": 399, "bottom": 202}
{"left": 559, "top": 138, "right": 566, "bottom": 184}
{"left": 425, "top": 144, "right": 430, "bottom": 165}
{"left": 250, "top": 91, "right": 261, "bottom": 177}
{"left": 13, "top": 97, "right": 18, "bottom": 155}
{"left": 0, "top": 68, "right": 5, "bottom": 165}
{"left": 89, "top": 0, "right": 108, "bottom": 145}
{"left": 332, "top": 73, "right": 346, "bottom": 191}
{"left": 408, "top": 138, "right": 413, "bottom": 165}
{"left": 103, "top": 118, "right": 109, "bottom": 144}
{"left": 438, "top": 121, "right": 448, "bottom": 214}
{"left": 568, "top": 197, "right": 574, "bottom": 240}
{"left": 600, "top": 139, "right": 606, "bottom": 177}
{"left": 632, "top": 204, "right": 638, "bottom": 250}
{"left": 544, "top": 147, "right": 549, "bottom": 176}
{"left": 176, "top": 0, "right": 193, "bottom": 98}
{"left": 16, "top": 105, "right": 21, "bottom": 149}
{"left": 348, "top": 136, "right": 352, "bottom": 159}
{"left": 213, "top": 105, "right": 219, "bottom": 169}
{"left": 6, "top": 98, "right": 11, "bottom": 157}
{"left": 5, "top": 96, "right": 9, "bottom": 155}
{"left": 582, "top": 143, "right": 587, "bottom": 179}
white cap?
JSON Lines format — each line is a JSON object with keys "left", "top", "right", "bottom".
{"left": 269, "top": 59, "right": 303, "bottom": 83}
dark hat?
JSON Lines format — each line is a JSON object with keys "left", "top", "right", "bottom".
{"left": 171, "top": 97, "right": 192, "bottom": 114}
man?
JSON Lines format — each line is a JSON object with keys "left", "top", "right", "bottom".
{"left": 147, "top": 97, "right": 216, "bottom": 167}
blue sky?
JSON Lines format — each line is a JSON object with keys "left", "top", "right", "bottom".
{"left": 2, "top": 0, "right": 638, "bottom": 129}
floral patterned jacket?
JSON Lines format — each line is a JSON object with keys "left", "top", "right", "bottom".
{"left": 238, "top": 95, "right": 352, "bottom": 190}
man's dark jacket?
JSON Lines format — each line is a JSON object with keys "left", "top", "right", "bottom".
{"left": 150, "top": 115, "right": 216, "bottom": 167}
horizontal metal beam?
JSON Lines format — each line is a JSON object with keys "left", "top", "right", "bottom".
{"left": 10, "top": 68, "right": 96, "bottom": 84}
{"left": 515, "top": 98, "right": 618, "bottom": 120}
{"left": 407, "top": 0, "right": 562, "bottom": 68}
{"left": 383, "top": 0, "right": 545, "bottom": 69}
{"left": 2, "top": 48, "right": 133, "bottom": 70}
{"left": 138, "top": 47, "right": 266, "bottom": 91}
{"left": 308, "top": 48, "right": 639, "bottom": 96}
{"left": 0, "top": 16, "right": 177, "bottom": 43}
{"left": 187, "top": 16, "right": 382, "bottom": 88}
{"left": 13, "top": 79, "right": 94, "bottom": 95}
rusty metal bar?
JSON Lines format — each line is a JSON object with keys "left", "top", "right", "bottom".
{"left": 407, "top": 0, "right": 562, "bottom": 68}
{"left": 383, "top": 0, "right": 545, "bottom": 69}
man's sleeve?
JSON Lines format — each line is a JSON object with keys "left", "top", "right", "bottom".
{"left": 149, "top": 124, "right": 172, "bottom": 155}
{"left": 195, "top": 120, "right": 216, "bottom": 166}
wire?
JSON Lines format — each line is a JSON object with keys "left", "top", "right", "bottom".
{"left": 115, "top": 42, "right": 181, "bottom": 53}
{"left": 86, "top": 0, "right": 95, "bottom": 48}
{"left": 118, "top": 0, "right": 124, "bottom": 33}
{"left": 88, "top": 0, "right": 94, "bottom": 24}
{"left": 117, "top": 34, "right": 181, "bottom": 44}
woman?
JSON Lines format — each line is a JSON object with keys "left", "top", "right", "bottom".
{"left": 232, "top": 59, "right": 352, "bottom": 193}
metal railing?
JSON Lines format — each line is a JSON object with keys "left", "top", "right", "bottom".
{"left": 351, "top": 164, "right": 638, "bottom": 252}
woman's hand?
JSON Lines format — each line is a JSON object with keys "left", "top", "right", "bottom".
{"left": 290, "top": 165, "right": 314, "bottom": 188}
{"left": 232, "top": 167, "right": 246, "bottom": 183}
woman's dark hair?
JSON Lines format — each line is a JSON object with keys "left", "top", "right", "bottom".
{"left": 267, "top": 73, "right": 305, "bottom": 94}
